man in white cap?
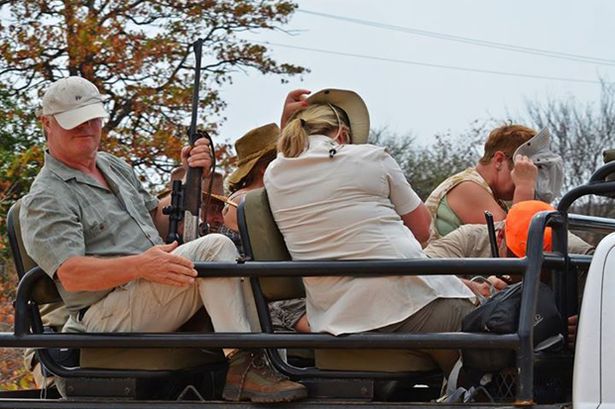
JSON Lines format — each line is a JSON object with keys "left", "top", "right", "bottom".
{"left": 20, "top": 76, "right": 307, "bottom": 403}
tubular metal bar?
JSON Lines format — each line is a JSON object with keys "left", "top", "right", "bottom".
{"left": 14, "top": 259, "right": 527, "bottom": 336}
{"left": 557, "top": 180, "right": 615, "bottom": 213}
{"left": 248, "top": 271, "right": 426, "bottom": 381}
{"left": 568, "top": 213, "right": 615, "bottom": 233}
{"left": 247, "top": 277, "right": 298, "bottom": 378}
{"left": 516, "top": 211, "right": 564, "bottom": 403}
{"left": 247, "top": 277, "right": 296, "bottom": 377}
{"left": 551, "top": 212, "right": 572, "bottom": 333}
{"left": 542, "top": 254, "right": 592, "bottom": 269}
{"left": 588, "top": 160, "right": 615, "bottom": 183}
{"left": 556, "top": 161, "right": 615, "bottom": 214}
{"left": 13, "top": 267, "right": 48, "bottom": 336}
{"left": 194, "top": 258, "right": 527, "bottom": 278}
{"left": 0, "top": 332, "right": 519, "bottom": 350}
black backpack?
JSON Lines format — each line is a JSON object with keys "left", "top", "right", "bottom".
{"left": 461, "top": 282, "right": 563, "bottom": 372}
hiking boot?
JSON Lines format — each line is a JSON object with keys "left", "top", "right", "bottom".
{"left": 222, "top": 350, "right": 308, "bottom": 402}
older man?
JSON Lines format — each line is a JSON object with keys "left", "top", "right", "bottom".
{"left": 20, "top": 76, "right": 306, "bottom": 403}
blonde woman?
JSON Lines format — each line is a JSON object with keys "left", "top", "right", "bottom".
{"left": 264, "top": 89, "right": 476, "bottom": 376}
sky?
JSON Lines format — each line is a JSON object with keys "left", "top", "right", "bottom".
{"left": 216, "top": 0, "right": 615, "bottom": 146}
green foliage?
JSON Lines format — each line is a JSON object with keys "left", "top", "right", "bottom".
{"left": 524, "top": 80, "right": 615, "bottom": 202}
{"left": 0, "top": 88, "right": 41, "bottom": 259}
{"left": 0, "top": 0, "right": 306, "bottom": 185}
{"left": 369, "top": 126, "right": 483, "bottom": 200}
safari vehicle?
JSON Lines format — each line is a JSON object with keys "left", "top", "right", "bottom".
{"left": 0, "top": 158, "right": 614, "bottom": 409}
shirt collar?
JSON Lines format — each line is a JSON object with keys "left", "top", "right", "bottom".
{"left": 44, "top": 151, "right": 103, "bottom": 188}
{"left": 308, "top": 134, "right": 335, "bottom": 145}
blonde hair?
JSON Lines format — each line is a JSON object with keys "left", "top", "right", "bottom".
{"left": 278, "top": 104, "right": 352, "bottom": 158}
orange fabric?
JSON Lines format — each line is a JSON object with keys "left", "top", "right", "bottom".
{"left": 504, "top": 200, "right": 554, "bottom": 257}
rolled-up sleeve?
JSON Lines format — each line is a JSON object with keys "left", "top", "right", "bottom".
{"left": 20, "top": 191, "right": 85, "bottom": 278}
{"left": 382, "top": 152, "right": 422, "bottom": 216}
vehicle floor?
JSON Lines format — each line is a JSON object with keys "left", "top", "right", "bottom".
{"left": 0, "top": 398, "right": 572, "bottom": 409}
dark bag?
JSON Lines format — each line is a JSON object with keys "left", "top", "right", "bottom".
{"left": 461, "top": 282, "right": 563, "bottom": 372}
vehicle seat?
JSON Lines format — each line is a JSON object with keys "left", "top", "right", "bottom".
{"left": 238, "top": 188, "right": 438, "bottom": 373}
{"left": 7, "top": 200, "right": 224, "bottom": 372}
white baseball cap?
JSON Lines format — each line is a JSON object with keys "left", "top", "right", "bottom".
{"left": 42, "top": 77, "right": 108, "bottom": 130}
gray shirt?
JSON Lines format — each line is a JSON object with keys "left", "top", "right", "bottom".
{"left": 20, "top": 151, "right": 162, "bottom": 313}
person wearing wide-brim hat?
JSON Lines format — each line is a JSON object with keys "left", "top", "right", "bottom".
{"left": 222, "top": 123, "right": 280, "bottom": 232}
{"left": 279, "top": 88, "right": 370, "bottom": 144}
{"left": 264, "top": 88, "right": 476, "bottom": 376}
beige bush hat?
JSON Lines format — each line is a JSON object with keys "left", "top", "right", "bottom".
{"left": 42, "top": 77, "right": 108, "bottom": 130}
{"left": 306, "top": 88, "right": 370, "bottom": 144}
{"left": 203, "top": 192, "right": 237, "bottom": 208}
{"left": 227, "top": 123, "right": 280, "bottom": 186}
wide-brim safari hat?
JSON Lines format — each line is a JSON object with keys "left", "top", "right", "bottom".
{"left": 203, "top": 191, "right": 237, "bottom": 208}
{"left": 306, "top": 88, "right": 370, "bottom": 144}
{"left": 227, "top": 123, "right": 280, "bottom": 187}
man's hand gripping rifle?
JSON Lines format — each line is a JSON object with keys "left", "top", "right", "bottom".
{"left": 163, "top": 38, "right": 216, "bottom": 243}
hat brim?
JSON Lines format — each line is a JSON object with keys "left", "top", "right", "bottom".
{"left": 55, "top": 102, "right": 108, "bottom": 130}
{"left": 306, "top": 89, "right": 370, "bottom": 144}
{"left": 226, "top": 143, "right": 277, "bottom": 186}
{"left": 203, "top": 192, "right": 237, "bottom": 208}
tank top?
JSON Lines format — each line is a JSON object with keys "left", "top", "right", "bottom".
{"left": 425, "top": 167, "right": 507, "bottom": 243}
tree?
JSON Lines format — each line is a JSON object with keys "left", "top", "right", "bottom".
{"left": 524, "top": 80, "right": 615, "bottom": 218}
{"left": 369, "top": 126, "right": 482, "bottom": 200}
{"left": 0, "top": 88, "right": 38, "bottom": 390}
{"left": 0, "top": 88, "right": 41, "bottom": 260}
{"left": 0, "top": 0, "right": 306, "bottom": 184}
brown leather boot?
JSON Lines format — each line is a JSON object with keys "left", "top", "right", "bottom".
{"left": 222, "top": 350, "right": 308, "bottom": 402}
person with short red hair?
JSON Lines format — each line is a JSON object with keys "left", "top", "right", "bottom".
{"left": 425, "top": 126, "right": 563, "bottom": 244}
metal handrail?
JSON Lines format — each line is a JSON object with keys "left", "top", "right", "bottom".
{"left": 7, "top": 159, "right": 615, "bottom": 402}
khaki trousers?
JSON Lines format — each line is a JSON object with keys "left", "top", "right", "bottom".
{"left": 82, "top": 234, "right": 251, "bottom": 340}
{"left": 377, "top": 297, "right": 475, "bottom": 376}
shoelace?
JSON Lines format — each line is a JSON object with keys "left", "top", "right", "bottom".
{"left": 251, "top": 352, "right": 288, "bottom": 382}
{"left": 234, "top": 351, "right": 288, "bottom": 400}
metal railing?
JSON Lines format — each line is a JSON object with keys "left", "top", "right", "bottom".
{"left": 2, "top": 160, "right": 615, "bottom": 404}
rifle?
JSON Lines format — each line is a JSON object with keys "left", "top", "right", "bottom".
{"left": 484, "top": 211, "right": 499, "bottom": 258}
{"left": 163, "top": 38, "right": 215, "bottom": 243}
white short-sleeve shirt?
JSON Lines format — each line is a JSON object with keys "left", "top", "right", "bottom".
{"left": 264, "top": 134, "right": 474, "bottom": 335}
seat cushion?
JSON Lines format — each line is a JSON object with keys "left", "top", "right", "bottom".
{"left": 81, "top": 310, "right": 225, "bottom": 370}
{"left": 315, "top": 349, "right": 438, "bottom": 372}
{"left": 80, "top": 347, "right": 224, "bottom": 370}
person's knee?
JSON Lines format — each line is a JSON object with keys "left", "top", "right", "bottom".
{"left": 192, "top": 234, "right": 239, "bottom": 261}
{"left": 421, "top": 298, "right": 474, "bottom": 333}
